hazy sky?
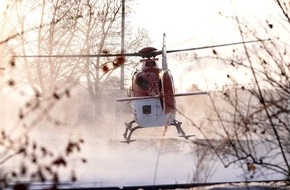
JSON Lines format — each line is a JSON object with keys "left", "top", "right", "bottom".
{"left": 0, "top": 0, "right": 283, "bottom": 90}
{"left": 131, "top": 0, "right": 276, "bottom": 47}
{"left": 130, "top": 0, "right": 282, "bottom": 91}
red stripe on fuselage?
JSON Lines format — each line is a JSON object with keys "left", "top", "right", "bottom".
{"left": 161, "top": 71, "right": 175, "bottom": 114}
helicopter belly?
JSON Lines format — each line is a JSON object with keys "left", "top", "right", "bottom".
{"left": 131, "top": 99, "right": 175, "bottom": 128}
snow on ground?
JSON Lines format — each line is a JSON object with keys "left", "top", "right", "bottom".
{"left": 0, "top": 90, "right": 287, "bottom": 189}
{"left": 24, "top": 124, "right": 285, "bottom": 188}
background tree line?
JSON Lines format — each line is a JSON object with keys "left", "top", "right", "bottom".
{"left": 0, "top": 0, "right": 150, "bottom": 188}
{"left": 179, "top": 0, "right": 290, "bottom": 182}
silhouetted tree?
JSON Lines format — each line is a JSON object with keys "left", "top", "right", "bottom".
{"left": 171, "top": 0, "right": 290, "bottom": 184}
{"left": 189, "top": 0, "right": 290, "bottom": 181}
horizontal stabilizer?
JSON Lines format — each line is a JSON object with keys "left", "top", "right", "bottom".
{"left": 174, "top": 91, "right": 208, "bottom": 97}
{"left": 116, "top": 91, "right": 208, "bottom": 102}
{"left": 116, "top": 96, "right": 159, "bottom": 102}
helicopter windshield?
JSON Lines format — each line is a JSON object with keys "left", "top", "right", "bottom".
{"left": 136, "top": 76, "right": 149, "bottom": 90}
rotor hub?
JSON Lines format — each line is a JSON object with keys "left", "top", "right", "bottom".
{"left": 138, "top": 47, "right": 158, "bottom": 58}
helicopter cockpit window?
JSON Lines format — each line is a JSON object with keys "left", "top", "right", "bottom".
{"left": 142, "top": 105, "right": 151, "bottom": 114}
{"left": 145, "top": 61, "right": 156, "bottom": 67}
{"left": 136, "top": 76, "right": 149, "bottom": 90}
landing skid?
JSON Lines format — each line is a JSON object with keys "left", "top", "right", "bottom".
{"left": 120, "top": 139, "right": 136, "bottom": 144}
{"left": 179, "top": 135, "right": 195, "bottom": 139}
{"left": 121, "top": 119, "right": 194, "bottom": 143}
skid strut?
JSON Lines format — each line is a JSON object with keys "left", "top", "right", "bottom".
{"left": 170, "top": 120, "right": 194, "bottom": 139}
{"left": 121, "top": 120, "right": 142, "bottom": 143}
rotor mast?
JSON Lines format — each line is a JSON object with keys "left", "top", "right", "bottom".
{"left": 162, "top": 33, "right": 168, "bottom": 70}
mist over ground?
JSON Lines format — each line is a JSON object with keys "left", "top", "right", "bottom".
{"left": 0, "top": 84, "right": 285, "bottom": 188}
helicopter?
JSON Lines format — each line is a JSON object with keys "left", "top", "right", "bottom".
{"left": 116, "top": 34, "right": 208, "bottom": 143}
{"left": 14, "top": 34, "right": 269, "bottom": 143}
{"left": 113, "top": 34, "right": 270, "bottom": 143}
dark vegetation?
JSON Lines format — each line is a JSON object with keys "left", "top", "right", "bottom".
{"left": 0, "top": 0, "right": 150, "bottom": 189}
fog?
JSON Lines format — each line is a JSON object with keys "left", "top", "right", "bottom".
{"left": 0, "top": 84, "right": 285, "bottom": 188}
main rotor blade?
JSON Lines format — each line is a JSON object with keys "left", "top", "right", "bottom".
{"left": 165, "top": 39, "right": 271, "bottom": 55}
{"left": 14, "top": 52, "right": 140, "bottom": 58}
{"left": 13, "top": 39, "right": 270, "bottom": 58}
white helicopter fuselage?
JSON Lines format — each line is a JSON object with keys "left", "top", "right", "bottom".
{"left": 130, "top": 99, "right": 176, "bottom": 128}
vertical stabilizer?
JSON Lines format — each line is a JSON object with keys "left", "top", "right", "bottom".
{"left": 162, "top": 33, "right": 168, "bottom": 70}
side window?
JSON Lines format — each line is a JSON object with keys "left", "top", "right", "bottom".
{"left": 142, "top": 105, "right": 151, "bottom": 114}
